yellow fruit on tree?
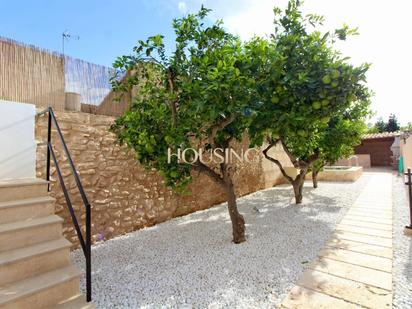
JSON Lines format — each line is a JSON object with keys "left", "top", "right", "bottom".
{"left": 322, "top": 75, "right": 331, "bottom": 84}
{"left": 312, "top": 101, "right": 322, "bottom": 109}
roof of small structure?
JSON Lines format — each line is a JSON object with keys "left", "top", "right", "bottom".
{"left": 362, "top": 131, "right": 403, "bottom": 140}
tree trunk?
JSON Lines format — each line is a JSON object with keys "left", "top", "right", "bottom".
{"left": 194, "top": 146, "right": 246, "bottom": 244}
{"left": 312, "top": 170, "right": 319, "bottom": 188}
{"left": 223, "top": 177, "right": 246, "bottom": 244}
{"left": 292, "top": 180, "right": 303, "bottom": 204}
{"left": 292, "top": 170, "right": 306, "bottom": 204}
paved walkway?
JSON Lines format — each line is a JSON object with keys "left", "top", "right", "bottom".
{"left": 281, "top": 171, "right": 393, "bottom": 308}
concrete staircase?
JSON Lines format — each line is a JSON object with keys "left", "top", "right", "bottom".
{"left": 0, "top": 178, "right": 94, "bottom": 309}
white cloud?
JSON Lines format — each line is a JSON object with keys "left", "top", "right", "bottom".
{"left": 216, "top": 0, "right": 285, "bottom": 40}
{"left": 160, "top": 0, "right": 411, "bottom": 124}
{"left": 202, "top": 0, "right": 412, "bottom": 125}
{"left": 178, "top": 1, "right": 187, "bottom": 14}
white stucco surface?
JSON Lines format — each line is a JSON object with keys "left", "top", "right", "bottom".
{"left": 401, "top": 135, "right": 412, "bottom": 171}
{"left": 0, "top": 101, "right": 36, "bottom": 180}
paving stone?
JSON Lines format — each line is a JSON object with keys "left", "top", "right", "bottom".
{"left": 355, "top": 195, "right": 392, "bottom": 200}
{"left": 318, "top": 247, "right": 392, "bottom": 272}
{"left": 281, "top": 172, "right": 394, "bottom": 308}
{"left": 331, "top": 230, "right": 392, "bottom": 248}
{"left": 297, "top": 269, "right": 392, "bottom": 309}
{"left": 345, "top": 210, "right": 392, "bottom": 220}
{"left": 340, "top": 219, "right": 393, "bottom": 231}
{"left": 325, "top": 238, "right": 393, "bottom": 259}
{"left": 309, "top": 257, "right": 392, "bottom": 290}
{"left": 352, "top": 204, "right": 392, "bottom": 210}
{"left": 281, "top": 285, "right": 360, "bottom": 309}
{"left": 350, "top": 207, "right": 392, "bottom": 214}
{"left": 343, "top": 214, "right": 392, "bottom": 225}
{"left": 355, "top": 198, "right": 392, "bottom": 204}
{"left": 336, "top": 224, "right": 392, "bottom": 238}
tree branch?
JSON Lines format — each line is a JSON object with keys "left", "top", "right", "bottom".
{"left": 263, "top": 143, "right": 294, "bottom": 183}
{"left": 167, "top": 67, "right": 178, "bottom": 128}
{"left": 295, "top": 168, "right": 308, "bottom": 183}
{"left": 208, "top": 114, "right": 236, "bottom": 146}
{"left": 192, "top": 159, "right": 225, "bottom": 185}
{"left": 298, "top": 151, "right": 320, "bottom": 169}
{"left": 307, "top": 151, "right": 320, "bottom": 164}
{"left": 140, "top": 56, "right": 166, "bottom": 68}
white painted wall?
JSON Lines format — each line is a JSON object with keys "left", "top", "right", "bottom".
{"left": 401, "top": 135, "right": 412, "bottom": 171}
{"left": 0, "top": 101, "right": 36, "bottom": 180}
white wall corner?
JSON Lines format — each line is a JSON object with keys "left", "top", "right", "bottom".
{"left": 0, "top": 100, "right": 36, "bottom": 180}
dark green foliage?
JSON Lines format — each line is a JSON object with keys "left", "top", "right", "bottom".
{"left": 110, "top": 6, "right": 263, "bottom": 243}
{"left": 110, "top": 7, "right": 257, "bottom": 191}
{"left": 248, "top": 0, "right": 371, "bottom": 202}
{"left": 314, "top": 113, "right": 368, "bottom": 173}
{"left": 386, "top": 114, "right": 400, "bottom": 132}
{"left": 370, "top": 114, "right": 401, "bottom": 133}
{"left": 250, "top": 0, "right": 370, "bottom": 152}
{"left": 372, "top": 118, "right": 387, "bottom": 133}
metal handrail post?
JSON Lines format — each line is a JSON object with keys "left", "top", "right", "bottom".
{"left": 46, "top": 108, "right": 52, "bottom": 191}
{"left": 86, "top": 204, "right": 92, "bottom": 302}
{"left": 405, "top": 168, "right": 412, "bottom": 229}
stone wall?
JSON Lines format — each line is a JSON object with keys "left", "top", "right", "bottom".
{"left": 355, "top": 137, "right": 395, "bottom": 166}
{"left": 35, "top": 110, "right": 288, "bottom": 248}
{"left": 334, "top": 154, "right": 371, "bottom": 169}
{"left": 306, "top": 166, "right": 363, "bottom": 182}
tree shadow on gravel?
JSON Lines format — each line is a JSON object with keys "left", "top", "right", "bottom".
{"left": 72, "top": 179, "right": 365, "bottom": 308}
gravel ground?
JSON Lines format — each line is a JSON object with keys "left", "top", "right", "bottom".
{"left": 72, "top": 176, "right": 369, "bottom": 309}
{"left": 392, "top": 173, "right": 412, "bottom": 309}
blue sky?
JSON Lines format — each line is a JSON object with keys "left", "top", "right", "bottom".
{"left": 0, "top": 0, "right": 184, "bottom": 66}
{"left": 1, "top": 0, "right": 411, "bottom": 124}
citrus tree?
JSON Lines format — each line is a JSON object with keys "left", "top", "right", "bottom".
{"left": 249, "top": 0, "right": 371, "bottom": 203}
{"left": 110, "top": 7, "right": 258, "bottom": 243}
{"left": 311, "top": 108, "right": 369, "bottom": 188}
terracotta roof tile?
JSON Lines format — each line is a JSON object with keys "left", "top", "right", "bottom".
{"left": 363, "top": 131, "right": 402, "bottom": 139}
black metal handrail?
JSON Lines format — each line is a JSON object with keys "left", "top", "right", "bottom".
{"left": 37, "top": 107, "right": 92, "bottom": 302}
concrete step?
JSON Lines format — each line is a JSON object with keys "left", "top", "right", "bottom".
{"left": 0, "top": 196, "right": 55, "bottom": 224}
{"left": 0, "top": 178, "right": 48, "bottom": 203}
{"left": 56, "top": 294, "right": 95, "bottom": 309}
{"left": 0, "top": 238, "right": 71, "bottom": 285}
{"left": 0, "top": 215, "right": 63, "bottom": 252}
{"left": 0, "top": 265, "right": 81, "bottom": 309}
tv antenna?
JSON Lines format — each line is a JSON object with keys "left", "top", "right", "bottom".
{"left": 62, "top": 30, "right": 80, "bottom": 56}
